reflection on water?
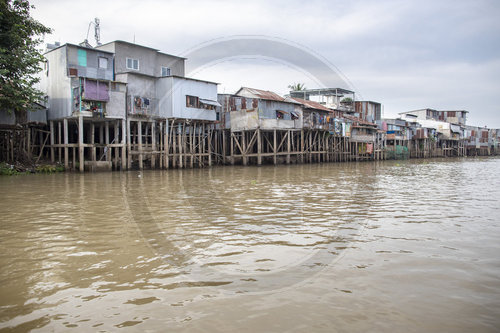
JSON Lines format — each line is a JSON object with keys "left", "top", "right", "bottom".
{"left": 1, "top": 158, "right": 500, "bottom": 332}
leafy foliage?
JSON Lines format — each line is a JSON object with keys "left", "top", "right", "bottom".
{"left": 35, "top": 164, "right": 65, "bottom": 173}
{"left": 288, "top": 83, "right": 306, "bottom": 91}
{"left": 0, "top": 0, "right": 51, "bottom": 113}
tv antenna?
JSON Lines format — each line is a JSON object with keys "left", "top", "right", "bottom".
{"left": 82, "top": 18, "right": 101, "bottom": 47}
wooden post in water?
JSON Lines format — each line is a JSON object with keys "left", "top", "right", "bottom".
{"left": 63, "top": 118, "right": 68, "bottom": 169}
{"left": 242, "top": 130, "right": 247, "bottom": 166}
{"left": 57, "top": 121, "right": 61, "bottom": 164}
{"left": 151, "top": 120, "right": 156, "bottom": 169}
{"left": 127, "top": 119, "right": 132, "bottom": 169}
{"left": 230, "top": 131, "right": 235, "bottom": 165}
{"left": 91, "top": 122, "right": 96, "bottom": 163}
{"left": 105, "top": 121, "right": 110, "bottom": 162}
{"left": 121, "top": 119, "right": 127, "bottom": 170}
{"left": 50, "top": 121, "right": 55, "bottom": 163}
{"left": 99, "top": 123, "right": 104, "bottom": 161}
{"left": 159, "top": 121, "right": 163, "bottom": 169}
{"left": 300, "top": 130, "right": 304, "bottom": 164}
{"left": 178, "top": 122, "right": 183, "bottom": 168}
{"left": 257, "top": 128, "right": 262, "bottom": 166}
{"left": 273, "top": 129, "right": 277, "bottom": 165}
{"left": 165, "top": 119, "right": 170, "bottom": 169}
{"left": 208, "top": 124, "right": 212, "bottom": 167}
{"left": 113, "top": 121, "right": 118, "bottom": 168}
{"left": 286, "top": 130, "right": 291, "bottom": 164}
{"left": 222, "top": 130, "right": 227, "bottom": 165}
{"left": 138, "top": 121, "right": 143, "bottom": 169}
{"left": 78, "top": 115, "right": 84, "bottom": 172}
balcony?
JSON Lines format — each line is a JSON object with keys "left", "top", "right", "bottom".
{"left": 128, "top": 96, "right": 159, "bottom": 117}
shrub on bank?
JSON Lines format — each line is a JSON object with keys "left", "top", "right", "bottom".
{"left": 0, "top": 162, "right": 65, "bottom": 175}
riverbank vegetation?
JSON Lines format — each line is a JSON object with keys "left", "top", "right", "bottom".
{"left": 0, "top": 161, "right": 64, "bottom": 175}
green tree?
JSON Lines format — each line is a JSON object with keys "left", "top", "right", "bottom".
{"left": 0, "top": 0, "right": 51, "bottom": 114}
{"left": 288, "top": 83, "right": 306, "bottom": 91}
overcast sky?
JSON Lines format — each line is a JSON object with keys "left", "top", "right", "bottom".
{"left": 31, "top": 0, "right": 500, "bottom": 127}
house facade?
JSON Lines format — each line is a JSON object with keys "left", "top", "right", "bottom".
{"left": 399, "top": 109, "right": 468, "bottom": 126}
{"left": 219, "top": 87, "right": 302, "bottom": 132}
{"left": 38, "top": 40, "right": 220, "bottom": 171}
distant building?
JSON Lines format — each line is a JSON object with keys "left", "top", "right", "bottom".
{"left": 399, "top": 109, "right": 468, "bottom": 126}
{"left": 288, "top": 88, "right": 355, "bottom": 113}
{"left": 354, "top": 101, "right": 382, "bottom": 123}
{"left": 219, "top": 87, "right": 303, "bottom": 132}
{"left": 288, "top": 97, "right": 339, "bottom": 131}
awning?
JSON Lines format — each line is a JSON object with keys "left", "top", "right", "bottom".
{"left": 200, "top": 99, "right": 221, "bottom": 107}
{"left": 450, "top": 124, "right": 461, "bottom": 133}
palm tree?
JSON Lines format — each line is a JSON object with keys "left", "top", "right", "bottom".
{"left": 288, "top": 83, "right": 306, "bottom": 91}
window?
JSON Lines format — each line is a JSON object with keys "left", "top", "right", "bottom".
{"left": 252, "top": 99, "right": 258, "bottom": 108}
{"left": 186, "top": 95, "right": 199, "bottom": 108}
{"left": 68, "top": 68, "right": 78, "bottom": 77}
{"left": 126, "top": 58, "right": 139, "bottom": 70}
{"left": 161, "top": 66, "right": 171, "bottom": 77}
{"left": 276, "top": 110, "right": 286, "bottom": 119}
{"left": 98, "top": 57, "right": 108, "bottom": 69}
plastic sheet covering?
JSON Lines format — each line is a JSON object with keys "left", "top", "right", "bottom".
{"left": 84, "top": 80, "right": 109, "bottom": 101}
{"left": 386, "top": 145, "right": 409, "bottom": 160}
{"left": 366, "top": 143, "right": 373, "bottom": 154}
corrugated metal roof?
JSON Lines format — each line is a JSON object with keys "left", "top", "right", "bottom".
{"left": 235, "top": 87, "right": 285, "bottom": 102}
{"left": 289, "top": 97, "right": 332, "bottom": 112}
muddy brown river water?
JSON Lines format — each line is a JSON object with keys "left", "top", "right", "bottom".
{"left": 1, "top": 157, "right": 499, "bottom": 332}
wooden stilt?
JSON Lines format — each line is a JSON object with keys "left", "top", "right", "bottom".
{"left": 78, "top": 115, "right": 84, "bottom": 172}
{"left": 273, "top": 129, "right": 277, "bottom": 165}
{"left": 151, "top": 120, "right": 156, "bottom": 169}
{"left": 138, "top": 120, "right": 143, "bottom": 169}
{"left": 127, "top": 118, "right": 131, "bottom": 170}
{"left": 121, "top": 119, "right": 127, "bottom": 170}
{"left": 50, "top": 121, "right": 55, "bottom": 163}
{"left": 57, "top": 121, "right": 61, "bottom": 164}
{"left": 178, "top": 122, "right": 183, "bottom": 168}
{"left": 257, "top": 128, "right": 262, "bottom": 165}
{"left": 286, "top": 130, "right": 291, "bottom": 164}
{"left": 230, "top": 131, "right": 235, "bottom": 165}
{"left": 208, "top": 124, "right": 212, "bottom": 167}
{"left": 91, "top": 122, "right": 96, "bottom": 162}
{"left": 113, "top": 121, "right": 118, "bottom": 168}
{"left": 63, "top": 119, "right": 68, "bottom": 169}
{"left": 105, "top": 121, "right": 110, "bottom": 162}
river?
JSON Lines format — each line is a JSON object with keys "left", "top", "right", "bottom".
{"left": 1, "top": 157, "right": 499, "bottom": 332}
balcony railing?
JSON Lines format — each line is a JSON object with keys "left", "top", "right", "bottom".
{"left": 127, "top": 96, "right": 159, "bottom": 117}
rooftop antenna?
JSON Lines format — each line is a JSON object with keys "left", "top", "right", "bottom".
{"left": 94, "top": 18, "right": 101, "bottom": 46}
{"left": 82, "top": 17, "right": 101, "bottom": 47}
